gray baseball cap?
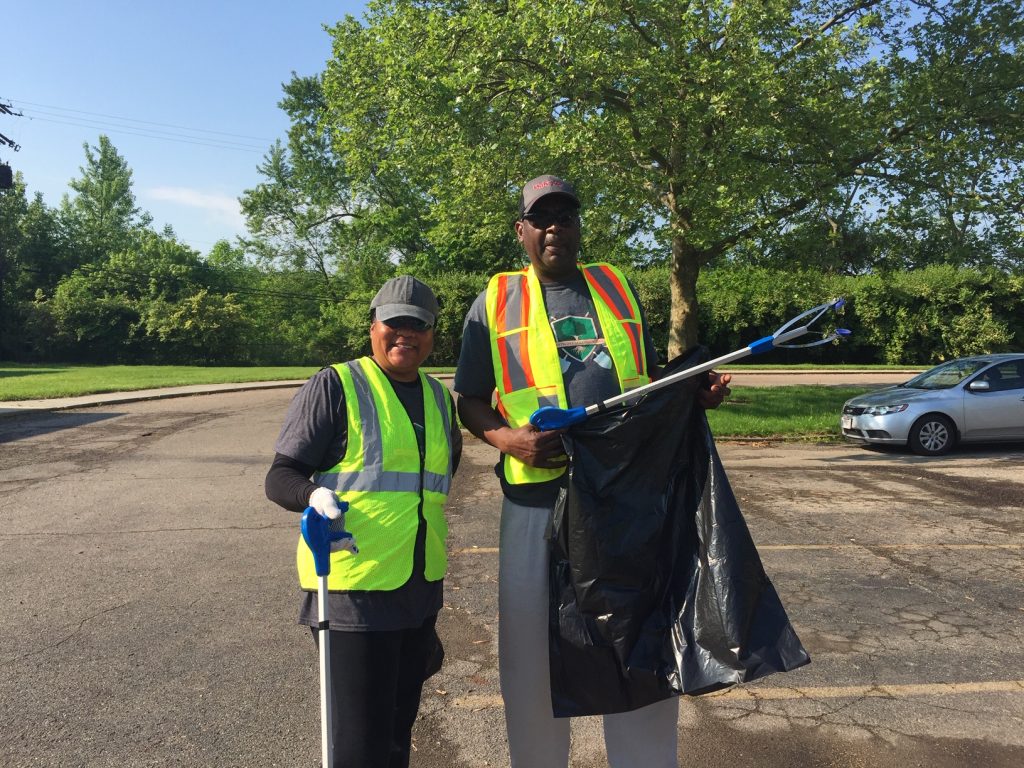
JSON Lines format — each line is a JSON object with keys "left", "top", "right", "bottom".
{"left": 370, "top": 275, "right": 439, "bottom": 326}
{"left": 519, "top": 175, "right": 580, "bottom": 216}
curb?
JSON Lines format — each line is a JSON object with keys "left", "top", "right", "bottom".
{"left": 0, "top": 380, "right": 307, "bottom": 418}
{"left": 0, "top": 374, "right": 460, "bottom": 419}
{"left": 0, "top": 370, "right": 898, "bottom": 420}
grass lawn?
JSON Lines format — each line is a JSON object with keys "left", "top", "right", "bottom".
{"left": 0, "top": 363, "right": 316, "bottom": 400}
{"left": 1, "top": 362, "right": 876, "bottom": 441}
{"left": 0, "top": 362, "right": 456, "bottom": 400}
{"left": 720, "top": 363, "right": 919, "bottom": 370}
{"left": 706, "top": 385, "right": 870, "bottom": 440}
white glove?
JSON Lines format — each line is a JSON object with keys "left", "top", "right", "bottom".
{"left": 309, "top": 486, "right": 343, "bottom": 520}
{"left": 308, "top": 487, "right": 359, "bottom": 554}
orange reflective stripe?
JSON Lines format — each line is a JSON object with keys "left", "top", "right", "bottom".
{"left": 518, "top": 273, "right": 535, "bottom": 387}
{"left": 585, "top": 265, "right": 629, "bottom": 320}
{"left": 497, "top": 335, "right": 514, "bottom": 394}
{"left": 494, "top": 272, "right": 536, "bottom": 392}
{"left": 583, "top": 265, "right": 645, "bottom": 377}
{"left": 486, "top": 263, "right": 648, "bottom": 486}
{"left": 496, "top": 274, "right": 517, "bottom": 392}
{"left": 495, "top": 274, "right": 512, "bottom": 331}
{"left": 624, "top": 321, "right": 644, "bottom": 378}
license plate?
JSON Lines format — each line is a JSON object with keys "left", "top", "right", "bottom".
{"left": 841, "top": 416, "right": 853, "bottom": 429}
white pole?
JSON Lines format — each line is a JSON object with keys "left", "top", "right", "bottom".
{"left": 318, "top": 573, "right": 333, "bottom": 767}
{"left": 586, "top": 325, "right": 815, "bottom": 416}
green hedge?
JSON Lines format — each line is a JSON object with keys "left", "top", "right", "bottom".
{"left": 694, "top": 264, "right": 1022, "bottom": 366}
{"left": 418, "top": 264, "right": 1023, "bottom": 367}
{"left": 23, "top": 263, "right": 1022, "bottom": 367}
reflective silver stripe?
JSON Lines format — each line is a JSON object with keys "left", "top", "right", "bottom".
{"left": 500, "top": 275, "right": 531, "bottom": 391}
{"left": 316, "top": 365, "right": 453, "bottom": 496}
{"left": 624, "top": 321, "right": 646, "bottom": 376}
{"left": 502, "top": 335, "right": 530, "bottom": 391}
{"left": 347, "top": 360, "right": 383, "bottom": 468}
{"left": 537, "top": 393, "right": 560, "bottom": 410}
{"left": 429, "top": 377, "right": 451, "bottom": 440}
{"left": 318, "top": 470, "right": 423, "bottom": 494}
{"left": 584, "top": 265, "right": 646, "bottom": 376}
{"left": 317, "top": 469, "right": 450, "bottom": 495}
{"left": 585, "top": 265, "right": 634, "bottom": 319}
{"left": 499, "top": 274, "right": 525, "bottom": 332}
{"left": 424, "top": 471, "right": 449, "bottom": 494}
{"left": 427, "top": 377, "right": 454, "bottom": 487}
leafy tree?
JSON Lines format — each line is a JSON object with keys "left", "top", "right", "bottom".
{"left": 0, "top": 176, "right": 69, "bottom": 358}
{"left": 19, "top": 192, "right": 69, "bottom": 293}
{"left": 316, "top": 0, "right": 1023, "bottom": 354}
{"left": 241, "top": 75, "right": 411, "bottom": 294}
{"left": 46, "top": 232, "right": 249, "bottom": 363}
{"left": 59, "top": 135, "right": 152, "bottom": 267}
{"left": 0, "top": 174, "right": 28, "bottom": 355}
{"left": 46, "top": 266, "right": 140, "bottom": 362}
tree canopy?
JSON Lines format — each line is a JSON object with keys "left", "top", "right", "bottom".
{"left": 59, "top": 135, "right": 152, "bottom": 265}
{"left": 309, "top": 0, "right": 1022, "bottom": 353}
{"left": 3, "top": 3, "right": 1023, "bottom": 367}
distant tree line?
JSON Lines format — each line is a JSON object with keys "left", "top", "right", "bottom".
{"left": 1, "top": 0, "right": 1022, "bottom": 367}
{"left": 0, "top": 136, "right": 1019, "bottom": 367}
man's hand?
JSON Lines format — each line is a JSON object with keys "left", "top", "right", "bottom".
{"left": 498, "top": 424, "right": 568, "bottom": 469}
{"left": 697, "top": 371, "right": 732, "bottom": 410}
{"left": 457, "top": 395, "right": 568, "bottom": 468}
{"left": 308, "top": 487, "right": 359, "bottom": 554}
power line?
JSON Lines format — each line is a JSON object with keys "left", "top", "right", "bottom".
{"left": 3, "top": 97, "right": 275, "bottom": 142}
{"left": 22, "top": 106, "right": 268, "bottom": 151}
{"left": 19, "top": 113, "right": 267, "bottom": 154}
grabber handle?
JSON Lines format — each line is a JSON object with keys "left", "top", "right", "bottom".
{"left": 301, "top": 504, "right": 352, "bottom": 577}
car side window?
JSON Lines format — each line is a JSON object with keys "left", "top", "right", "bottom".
{"left": 983, "top": 361, "right": 1024, "bottom": 392}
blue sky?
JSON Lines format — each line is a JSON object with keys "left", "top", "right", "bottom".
{"left": 3, "top": 1, "right": 368, "bottom": 254}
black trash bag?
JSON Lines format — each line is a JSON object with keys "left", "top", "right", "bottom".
{"left": 548, "top": 347, "right": 810, "bottom": 717}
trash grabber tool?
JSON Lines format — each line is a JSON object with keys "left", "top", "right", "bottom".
{"left": 301, "top": 505, "right": 354, "bottom": 768}
{"left": 530, "top": 298, "right": 850, "bottom": 431}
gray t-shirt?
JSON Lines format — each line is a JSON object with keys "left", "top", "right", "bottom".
{"left": 275, "top": 364, "right": 462, "bottom": 631}
{"left": 454, "top": 270, "right": 658, "bottom": 506}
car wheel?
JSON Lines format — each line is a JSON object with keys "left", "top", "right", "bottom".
{"left": 908, "top": 414, "right": 956, "bottom": 456}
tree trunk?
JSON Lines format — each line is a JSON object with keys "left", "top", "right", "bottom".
{"left": 668, "top": 233, "right": 700, "bottom": 358}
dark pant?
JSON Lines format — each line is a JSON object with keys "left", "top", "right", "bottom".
{"left": 312, "top": 614, "right": 441, "bottom": 768}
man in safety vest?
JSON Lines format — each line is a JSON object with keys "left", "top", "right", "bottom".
{"left": 454, "top": 175, "right": 730, "bottom": 768}
{"left": 266, "top": 275, "right": 462, "bottom": 768}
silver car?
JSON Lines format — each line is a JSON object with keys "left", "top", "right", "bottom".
{"left": 841, "top": 353, "right": 1024, "bottom": 455}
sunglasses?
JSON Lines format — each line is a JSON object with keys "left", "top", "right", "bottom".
{"left": 381, "top": 316, "right": 433, "bottom": 332}
{"left": 521, "top": 210, "right": 580, "bottom": 229}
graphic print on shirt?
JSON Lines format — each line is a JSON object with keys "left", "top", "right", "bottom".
{"left": 549, "top": 313, "right": 614, "bottom": 372}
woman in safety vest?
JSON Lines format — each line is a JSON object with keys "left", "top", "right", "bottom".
{"left": 266, "top": 275, "right": 462, "bottom": 768}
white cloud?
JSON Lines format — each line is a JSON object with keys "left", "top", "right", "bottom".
{"left": 145, "top": 186, "right": 245, "bottom": 229}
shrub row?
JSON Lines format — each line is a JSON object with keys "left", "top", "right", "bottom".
{"left": 421, "top": 264, "right": 1023, "bottom": 367}
{"left": 19, "top": 264, "right": 1020, "bottom": 367}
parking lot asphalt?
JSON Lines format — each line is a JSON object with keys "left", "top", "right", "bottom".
{"left": 2, "top": 383, "right": 1021, "bottom": 767}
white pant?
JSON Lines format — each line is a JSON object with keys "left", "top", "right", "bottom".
{"left": 498, "top": 499, "right": 679, "bottom": 768}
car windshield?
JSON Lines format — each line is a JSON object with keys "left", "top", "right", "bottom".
{"left": 903, "top": 359, "right": 992, "bottom": 390}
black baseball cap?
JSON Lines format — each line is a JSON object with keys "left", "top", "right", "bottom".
{"left": 519, "top": 175, "right": 580, "bottom": 216}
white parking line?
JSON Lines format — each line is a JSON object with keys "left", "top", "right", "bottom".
{"left": 451, "top": 680, "right": 1024, "bottom": 710}
{"left": 452, "top": 544, "right": 1023, "bottom": 556}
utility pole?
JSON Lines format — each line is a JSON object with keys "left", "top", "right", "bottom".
{"left": 1, "top": 100, "right": 24, "bottom": 353}
{"left": 0, "top": 99, "right": 23, "bottom": 189}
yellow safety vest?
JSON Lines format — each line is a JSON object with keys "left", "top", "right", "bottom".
{"left": 484, "top": 262, "right": 651, "bottom": 485}
{"left": 295, "top": 357, "right": 453, "bottom": 591}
